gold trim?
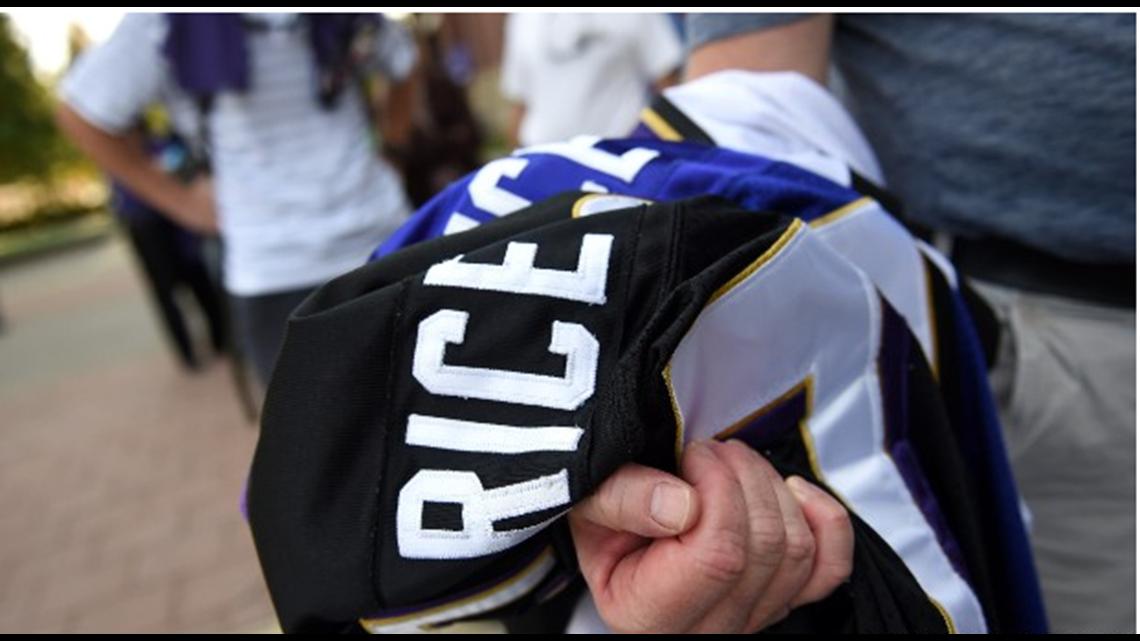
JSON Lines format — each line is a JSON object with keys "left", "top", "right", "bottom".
{"left": 709, "top": 219, "right": 804, "bottom": 304}
{"left": 808, "top": 196, "right": 874, "bottom": 229}
{"left": 639, "top": 108, "right": 684, "bottom": 142}
{"left": 713, "top": 377, "right": 826, "bottom": 488}
{"left": 570, "top": 193, "right": 652, "bottom": 219}
{"left": 715, "top": 378, "right": 808, "bottom": 438}
{"left": 663, "top": 364, "right": 686, "bottom": 467}
{"left": 664, "top": 219, "right": 805, "bottom": 463}
{"left": 571, "top": 193, "right": 603, "bottom": 219}
{"left": 928, "top": 596, "right": 957, "bottom": 633}
{"left": 923, "top": 264, "right": 941, "bottom": 382}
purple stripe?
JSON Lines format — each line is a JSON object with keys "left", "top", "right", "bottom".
{"left": 877, "top": 297, "right": 969, "bottom": 578}
{"left": 727, "top": 388, "right": 809, "bottom": 453}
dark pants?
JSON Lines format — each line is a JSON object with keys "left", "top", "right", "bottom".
{"left": 230, "top": 286, "right": 315, "bottom": 384}
{"left": 123, "top": 216, "right": 226, "bottom": 368}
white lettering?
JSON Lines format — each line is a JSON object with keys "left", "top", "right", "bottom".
{"left": 413, "top": 311, "right": 599, "bottom": 411}
{"left": 424, "top": 234, "right": 613, "bottom": 305}
{"left": 397, "top": 470, "right": 570, "bottom": 559}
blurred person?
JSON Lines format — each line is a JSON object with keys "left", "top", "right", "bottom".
{"left": 386, "top": 16, "right": 482, "bottom": 208}
{"left": 111, "top": 122, "right": 226, "bottom": 371}
{"left": 501, "top": 12, "right": 683, "bottom": 147}
{"left": 58, "top": 13, "right": 417, "bottom": 384}
{"left": 685, "top": 13, "right": 1136, "bottom": 633}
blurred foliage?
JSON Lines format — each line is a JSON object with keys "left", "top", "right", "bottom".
{"left": 0, "top": 200, "right": 104, "bottom": 235}
{"left": 0, "top": 14, "right": 79, "bottom": 185}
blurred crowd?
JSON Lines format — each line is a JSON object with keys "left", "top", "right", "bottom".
{"left": 56, "top": 13, "right": 683, "bottom": 389}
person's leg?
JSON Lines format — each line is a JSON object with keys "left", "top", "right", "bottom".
{"left": 229, "top": 287, "right": 316, "bottom": 385}
{"left": 181, "top": 249, "right": 228, "bottom": 355}
{"left": 982, "top": 283, "right": 1136, "bottom": 633}
{"left": 125, "top": 218, "right": 198, "bottom": 369}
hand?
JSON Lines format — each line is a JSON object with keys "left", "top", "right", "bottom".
{"left": 172, "top": 177, "right": 219, "bottom": 235}
{"left": 568, "top": 439, "right": 853, "bottom": 634}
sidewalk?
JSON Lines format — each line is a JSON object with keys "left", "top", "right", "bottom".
{"left": 0, "top": 237, "right": 276, "bottom": 633}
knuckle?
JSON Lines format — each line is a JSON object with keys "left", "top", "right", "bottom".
{"left": 817, "top": 497, "right": 851, "bottom": 530}
{"left": 783, "top": 528, "right": 816, "bottom": 567}
{"left": 695, "top": 530, "right": 750, "bottom": 584}
{"left": 596, "top": 474, "right": 630, "bottom": 524}
{"left": 754, "top": 516, "right": 788, "bottom": 557}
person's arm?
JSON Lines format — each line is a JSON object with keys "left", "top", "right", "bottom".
{"left": 379, "top": 72, "right": 416, "bottom": 153}
{"left": 369, "top": 17, "right": 420, "bottom": 156}
{"left": 57, "top": 104, "right": 217, "bottom": 234}
{"left": 639, "top": 14, "right": 684, "bottom": 94}
{"left": 506, "top": 101, "right": 526, "bottom": 150}
{"left": 653, "top": 70, "right": 681, "bottom": 93}
{"left": 685, "top": 14, "right": 834, "bottom": 85}
{"left": 57, "top": 13, "right": 218, "bottom": 234}
{"left": 570, "top": 439, "right": 853, "bottom": 634}
{"left": 500, "top": 14, "right": 530, "bottom": 149}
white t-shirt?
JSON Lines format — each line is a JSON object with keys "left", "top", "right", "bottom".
{"left": 501, "top": 13, "right": 683, "bottom": 146}
{"left": 62, "top": 13, "right": 416, "bottom": 296}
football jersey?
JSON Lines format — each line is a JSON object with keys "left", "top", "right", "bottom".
{"left": 373, "top": 136, "right": 940, "bottom": 369}
{"left": 634, "top": 94, "right": 1045, "bottom": 634}
{"left": 369, "top": 131, "right": 1044, "bottom": 630}
{"left": 250, "top": 194, "right": 989, "bottom": 633}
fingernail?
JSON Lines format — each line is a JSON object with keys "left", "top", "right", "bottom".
{"left": 687, "top": 439, "right": 716, "bottom": 458}
{"left": 786, "top": 476, "right": 818, "bottom": 503}
{"left": 650, "top": 482, "right": 693, "bottom": 533}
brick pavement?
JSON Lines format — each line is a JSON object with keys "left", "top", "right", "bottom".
{"left": 0, "top": 238, "right": 277, "bottom": 633}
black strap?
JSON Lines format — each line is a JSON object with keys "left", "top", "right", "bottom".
{"left": 188, "top": 94, "right": 214, "bottom": 176}
{"left": 849, "top": 171, "right": 906, "bottom": 222}
{"left": 646, "top": 95, "right": 715, "bottom": 145}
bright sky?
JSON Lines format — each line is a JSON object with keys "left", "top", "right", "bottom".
{"left": 6, "top": 9, "right": 124, "bottom": 74}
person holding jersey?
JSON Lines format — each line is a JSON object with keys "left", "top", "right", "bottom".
{"left": 684, "top": 13, "right": 1135, "bottom": 632}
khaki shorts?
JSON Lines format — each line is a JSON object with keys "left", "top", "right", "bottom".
{"left": 980, "top": 282, "right": 1135, "bottom": 633}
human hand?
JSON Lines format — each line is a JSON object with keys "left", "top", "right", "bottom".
{"left": 173, "top": 177, "right": 219, "bottom": 235}
{"left": 568, "top": 439, "right": 853, "bottom": 634}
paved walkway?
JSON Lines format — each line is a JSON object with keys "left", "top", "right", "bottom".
{"left": 0, "top": 237, "right": 276, "bottom": 633}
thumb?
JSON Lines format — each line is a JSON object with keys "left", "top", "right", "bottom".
{"left": 574, "top": 463, "right": 699, "bottom": 537}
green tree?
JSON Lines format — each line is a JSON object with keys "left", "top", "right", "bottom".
{"left": 0, "top": 14, "right": 70, "bottom": 184}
